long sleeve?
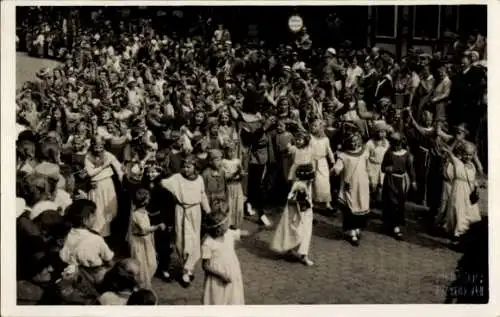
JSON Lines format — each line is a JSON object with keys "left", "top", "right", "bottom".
{"left": 131, "top": 212, "right": 154, "bottom": 236}
{"left": 200, "top": 181, "right": 211, "bottom": 214}
{"left": 84, "top": 156, "right": 102, "bottom": 178}
{"left": 406, "top": 153, "right": 416, "bottom": 183}
{"left": 107, "top": 152, "right": 123, "bottom": 181}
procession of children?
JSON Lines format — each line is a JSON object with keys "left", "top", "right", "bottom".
{"left": 15, "top": 10, "right": 487, "bottom": 305}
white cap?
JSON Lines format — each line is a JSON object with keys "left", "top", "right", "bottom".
{"left": 293, "top": 62, "right": 306, "bottom": 71}
{"left": 327, "top": 48, "right": 336, "bottom": 56}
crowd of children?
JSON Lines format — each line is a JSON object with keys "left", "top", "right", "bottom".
{"left": 15, "top": 9, "right": 487, "bottom": 305}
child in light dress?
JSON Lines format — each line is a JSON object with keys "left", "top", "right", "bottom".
{"left": 309, "top": 119, "right": 335, "bottom": 210}
{"left": 161, "top": 156, "right": 211, "bottom": 286}
{"left": 287, "top": 131, "right": 314, "bottom": 182}
{"left": 60, "top": 199, "right": 114, "bottom": 282}
{"left": 221, "top": 141, "right": 245, "bottom": 229}
{"left": 202, "top": 210, "right": 252, "bottom": 305}
{"left": 270, "top": 164, "right": 315, "bottom": 266}
{"left": 127, "top": 188, "right": 166, "bottom": 289}
{"left": 365, "top": 122, "right": 391, "bottom": 204}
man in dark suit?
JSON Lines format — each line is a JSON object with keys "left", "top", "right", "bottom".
{"left": 449, "top": 52, "right": 486, "bottom": 139}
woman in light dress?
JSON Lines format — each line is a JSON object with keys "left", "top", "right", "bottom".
{"left": 202, "top": 211, "right": 249, "bottom": 305}
{"left": 332, "top": 131, "right": 370, "bottom": 246}
{"left": 85, "top": 136, "right": 123, "bottom": 237}
{"left": 309, "top": 119, "right": 335, "bottom": 210}
{"left": 161, "top": 156, "right": 211, "bottom": 286}
{"left": 440, "top": 141, "right": 482, "bottom": 244}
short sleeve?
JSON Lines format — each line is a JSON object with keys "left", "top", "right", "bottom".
{"left": 132, "top": 211, "right": 150, "bottom": 234}
{"left": 98, "top": 237, "right": 114, "bottom": 262}
{"left": 201, "top": 238, "right": 213, "bottom": 259}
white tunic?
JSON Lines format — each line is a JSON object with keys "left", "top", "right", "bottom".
{"left": 333, "top": 148, "right": 370, "bottom": 213}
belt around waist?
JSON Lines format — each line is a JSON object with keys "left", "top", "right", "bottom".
{"left": 390, "top": 173, "right": 406, "bottom": 178}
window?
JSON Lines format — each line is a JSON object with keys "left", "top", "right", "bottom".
{"left": 440, "top": 5, "right": 460, "bottom": 34}
{"left": 413, "top": 6, "right": 441, "bottom": 39}
{"left": 375, "top": 6, "right": 398, "bottom": 38}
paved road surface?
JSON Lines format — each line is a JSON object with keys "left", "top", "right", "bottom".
{"left": 17, "top": 53, "right": 488, "bottom": 305}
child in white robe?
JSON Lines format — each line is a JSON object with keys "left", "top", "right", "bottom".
{"left": 270, "top": 164, "right": 315, "bottom": 266}
{"left": 201, "top": 210, "right": 251, "bottom": 305}
{"left": 161, "top": 156, "right": 211, "bottom": 286}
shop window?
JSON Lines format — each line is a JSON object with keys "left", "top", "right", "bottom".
{"left": 413, "top": 5, "right": 440, "bottom": 39}
{"left": 375, "top": 6, "right": 397, "bottom": 38}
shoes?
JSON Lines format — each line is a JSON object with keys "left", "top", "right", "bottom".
{"left": 348, "top": 234, "right": 360, "bottom": 247}
{"left": 181, "top": 272, "right": 194, "bottom": 287}
{"left": 393, "top": 227, "right": 404, "bottom": 241}
{"left": 246, "top": 203, "right": 256, "bottom": 216}
{"left": 182, "top": 273, "right": 191, "bottom": 284}
{"left": 260, "top": 214, "right": 273, "bottom": 228}
{"left": 158, "top": 271, "right": 172, "bottom": 282}
{"left": 299, "top": 255, "right": 314, "bottom": 266}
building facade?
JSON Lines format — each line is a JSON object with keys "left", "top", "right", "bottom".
{"left": 369, "top": 5, "right": 487, "bottom": 58}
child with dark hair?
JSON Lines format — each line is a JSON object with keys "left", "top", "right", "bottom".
{"left": 202, "top": 149, "right": 228, "bottom": 214}
{"left": 99, "top": 258, "right": 140, "bottom": 305}
{"left": 127, "top": 188, "right": 165, "bottom": 289}
{"left": 60, "top": 199, "right": 114, "bottom": 273}
{"left": 127, "top": 288, "right": 158, "bottom": 305}
{"left": 202, "top": 210, "right": 251, "bottom": 305}
{"left": 381, "top": 132, "right": 416, "bottom": 240}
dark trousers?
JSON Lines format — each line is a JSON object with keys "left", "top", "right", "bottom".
{"left": 247, "top": 163, "right": 266, "bottom": 216}
{"left": 154, "top": 229, "right": 172, "bottom": 273}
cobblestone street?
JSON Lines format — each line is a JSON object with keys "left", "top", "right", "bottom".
{"left": 151, "top": 205, "right": 464, "bottom": 305}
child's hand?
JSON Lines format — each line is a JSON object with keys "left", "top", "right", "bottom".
{"left": 220, "top": 276, "right": 232, "bottom": 285}
{"left": 240, "top": 229, "right": 250, "bottom": 237}
{"left": 158, "top": 223, "right": 166, "bottom": 231}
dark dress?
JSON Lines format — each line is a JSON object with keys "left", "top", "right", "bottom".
{"left": 62, "top": 152, "right": 90, "bottom": 194}
{"left": 147, "top": 172, "right": 174, "bottom": 275}
{"left": 362, "top": 72, "right": 379, "bottom": 110}
{"left": 411, "top": 128, "right": 443, "bottom": 212}
{"left": 202, "top": 167, "right": 228, "bottom": 213}
{"left": 381, "top": 150, "right": 415, "bottom": 229}
{"left": 17, "top": 211, "right": 47, "bottom": 281}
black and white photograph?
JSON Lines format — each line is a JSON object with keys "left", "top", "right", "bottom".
{"left": 2, "top": 1, "right": 494, "bottom": 313}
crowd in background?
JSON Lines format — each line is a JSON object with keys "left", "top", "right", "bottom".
{"left": 15, "top": 7, "right": 488, "bottom": 305}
